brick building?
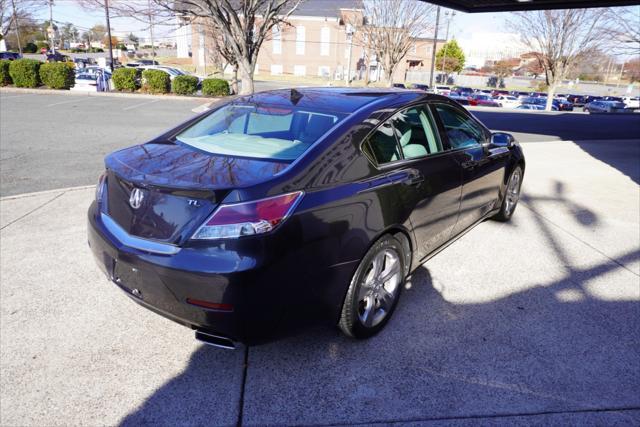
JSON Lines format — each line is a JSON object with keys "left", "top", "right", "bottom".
{"left": 191, "top": 0, "right": 445, "bottom": 84}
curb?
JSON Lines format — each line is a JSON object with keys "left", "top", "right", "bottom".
{"left": 0, "top": 86, "right": 220, "bottom": 102}
{"left": 0, "top": 185, "right": 95, "bottom": 201}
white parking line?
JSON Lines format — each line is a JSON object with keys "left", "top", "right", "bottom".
{"left": 122, "top": 99, "right": 160, "bottom": 111}
{"left": 46, "top": 97, "right": 94, "bottom": 107}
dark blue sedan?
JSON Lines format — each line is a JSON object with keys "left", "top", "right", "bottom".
{"left": 88, "top": 88, "right": 525, "bottom": 348}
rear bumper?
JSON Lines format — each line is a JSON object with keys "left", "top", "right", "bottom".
{"left": 87, "top": 201, "right": 358, "bottom": 343}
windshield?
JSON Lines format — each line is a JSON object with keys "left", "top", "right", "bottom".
{"left": 175, "top": 103, "right": 346, "bottom": 161}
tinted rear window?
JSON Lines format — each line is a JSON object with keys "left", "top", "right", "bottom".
{"left": 176, "top": 104, "right": 346, "bottom": 161}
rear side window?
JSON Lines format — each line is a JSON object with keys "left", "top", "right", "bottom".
{"left": 367, "top": 122, "right": 401, "bottom": 164}
{"left": 433, "top": 104, "right": 486, "bottom": 149}
{"left": 176, "top": 104, "right": 345, "bottom": 161}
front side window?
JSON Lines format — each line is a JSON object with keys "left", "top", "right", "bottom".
{"left": 390, "top": 106, "right": 442, "bottom": 159}
{"left": 176, "top": 104, "right": 345, "bottom": 161}
{"left": 434, "top": 104, "right": 486, "bottom": 149}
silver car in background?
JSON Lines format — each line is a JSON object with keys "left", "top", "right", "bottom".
{"left": 584, "top": 100, "right": 633, "bottom": 114}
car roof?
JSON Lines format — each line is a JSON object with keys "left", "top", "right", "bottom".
{"left": 233, "top": 87, "right": 433, "bottom": 114}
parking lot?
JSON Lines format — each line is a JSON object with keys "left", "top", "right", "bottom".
{"left": 1, "top": 91, "right": 639, "bottom": 425}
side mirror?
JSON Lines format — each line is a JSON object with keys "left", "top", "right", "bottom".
{"left": 490, "top": 132, "right": 515, "bottom": 148}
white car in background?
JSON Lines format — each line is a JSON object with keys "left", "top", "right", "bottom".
{"left": 623, "top": 96, "right": 639, "bottom": 109}
{"left": 494, "top": 95, "right": 521, "bottom": 109}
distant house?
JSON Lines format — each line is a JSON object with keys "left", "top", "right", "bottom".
{"left": 190, "top": 0, "right": 444, "bottom": 83}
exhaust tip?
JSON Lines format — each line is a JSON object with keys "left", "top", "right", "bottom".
{"left": 195, "top": 330, "right": 237, "bottom": 350}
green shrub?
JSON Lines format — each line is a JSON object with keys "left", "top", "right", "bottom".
{"left": 35, "top": 41, "right": 49, "bottom": 52}
{"left": 172, "top": 74, "right": 198, "bottom": 95}
{"left": 112, "top": 67, "right": 140, "bottom": 92}
{"left": 142, "top": 69, "right": 170, "bottom": 94}
{"left": 9, "top": 59, "right": 41, "bottom": 88}
{"left": 23, "top": 42, "right": 38, "bottom": 53}
{"left": 39, "top": 62, "right": 75, "bottom": 89}
{"left": 0, "top": 60, "right": 12, "bottom": 86}
{"left": 201, "top": 78, "right": 229, "bottom": 97}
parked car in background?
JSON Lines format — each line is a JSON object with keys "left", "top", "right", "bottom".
{"left": 451, "top": 86, "right": 473, "bottom": 96}
{"left": 554, "top": 99, "right": 574, "bottom": 111}
{"left": 583, "top": 95, "right": 603, "bottom": 104}
{"left": 137, "top": 59, "right": 159, "bottom": 65}
{"left": 516, "top": 104, "right": 545, "bottom": 111}
{"left": 0, "top": 51, "right": 22, "bottom": 60}
{"left": 87, "top": 88, "right": 525, "bottom": 346}
{"left": 602, "top": 96, "right": 623, "bottom": 103}
{"left": 45, "top": 52, "right": 72, "bottom": 63}
{"left": 623, "top": 96, "right": 640, "bottom": 109}
{"left": 567, "top": 95, "right": 586, "bottom": 107}
{"left": 469, "top": 94, "right": 501, "bottom": 107}
{"left": 584, "top": 100, "right": 632, "bottom": 114}
{"left": 448, "top": 93, "right": 470, "bottom": 105}
{"left": 491, "top": 89, "right": 509, "bottom": 97}
{"left": 392, "top": 83, "right": 406, "bottom": 89}
{"left": 409, "top": 83, "right": 429, "bottom": 91}
{"left": 434, "top": 86, "right": 451, "bottom": 96}
{"left": 521, "top": 97, "right": 559, "bottom": 111}
{"left": 494, "top": 95, "right": 521, "bottom": 109}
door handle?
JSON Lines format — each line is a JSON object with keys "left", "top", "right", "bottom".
{"left": 388, "top": 170, "right": 424, "bottom": 186}
{"left": 461, "top": 160, "right": 477, "bottom": 170}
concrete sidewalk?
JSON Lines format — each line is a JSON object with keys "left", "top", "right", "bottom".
{"left": 1, "top": 140, "right": 638, "bottom": 426}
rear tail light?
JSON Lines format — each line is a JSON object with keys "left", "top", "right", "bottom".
{"left": 191, "top": 191, "right": 304, "bottom": 240}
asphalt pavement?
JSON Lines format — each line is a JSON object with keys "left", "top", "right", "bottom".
{"left": 2, "top": 91, "right": 639, "bottom": 196}
{"left": 1, "top": 90, "right": 639, "bottom": 426}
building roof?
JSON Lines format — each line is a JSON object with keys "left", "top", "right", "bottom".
{"left": 423, "top": 0, "right": 640, "bottom": 12}
{"left": 294, "top": 0, "right": 363, "bottom": 18}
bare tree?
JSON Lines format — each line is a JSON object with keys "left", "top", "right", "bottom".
{"left": 359, "top": 0, "right": 435, "bottom": 86}
{"left": 509, "top": 9, "right": 610, "bottom": 111}
{"left": 603, "top": 6, "right": 640, "bottom": 56}
{"left": 0, "top": 0, "right": 42, "bottom": 51}
{"left": 152, "top": 0, "right": 300, "bottom": 95}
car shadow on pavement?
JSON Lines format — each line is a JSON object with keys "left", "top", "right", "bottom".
{"left": 119, "top": 184, "right": 640, "bottom": 426}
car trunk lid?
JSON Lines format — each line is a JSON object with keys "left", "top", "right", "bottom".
{"left": 103, "top": 142, "right": 289, "bottom": 243}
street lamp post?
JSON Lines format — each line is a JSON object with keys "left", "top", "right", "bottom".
{"left": 428, "top": 6, "right": 441, "bottom": 88}
{"left": 345, "top": 23, "right": 355, "bottom": 86}
{"left": 48, "top": 0, "right": 55, "bottom": 54}
{"left": 440, "top": 10, "right": 455, "bottom": 84}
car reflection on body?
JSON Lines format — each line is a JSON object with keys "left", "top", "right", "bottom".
{"left": 88, "top": 88, "right": 525, "bottom": 348}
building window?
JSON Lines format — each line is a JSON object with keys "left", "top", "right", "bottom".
{"left": 320, "top": 27, "right": 330, "bottom": 56}
{"left": 271, "top": 64, "right": 283, "bottom": 75}
{"left": 318, "top": 65, "right": 330, "bottom": 77}
{"left": 272, "top": 26, "right": 281, "bottom": 54}
{"left": 410, "top": 43, "right": 416, "bottom": 54}
{"left": 294, "top": 65, "right": 306, "bottom": 76}
{"left": 296, "top": 26, "right": 305, "bottom": 55}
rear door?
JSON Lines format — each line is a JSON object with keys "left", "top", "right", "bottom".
{"left": 364, "top": 105, "right": 462, "bottom": 260}
{"left": 430, "top": 103, "right": 508, "bottom": 236}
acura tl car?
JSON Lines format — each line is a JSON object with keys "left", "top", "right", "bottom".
{"left": 88, "top": 88, "right": 525, "bottom": 348}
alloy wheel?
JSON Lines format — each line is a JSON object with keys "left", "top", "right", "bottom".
{"left": 504, "top": 168, "right": 522, "bottom": 215}
{"left": 356, "top": 248, "right": 402, "bottom": 328}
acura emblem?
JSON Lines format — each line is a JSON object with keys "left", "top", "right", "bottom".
{"left": 129, "top": 188, "right": 145, "bottom": 209}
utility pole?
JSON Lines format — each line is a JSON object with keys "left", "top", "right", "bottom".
{"left": 441, "top": 10, "right": 455, "bottom": 83}
{"left": 104, "top": 0, "right": 114, "bottom": 72}
{"left": 429, "top": 6, "right": 441, "bottom": 89}
{"left": 345, "top": 24, "right": 354, "bottom": 86}
{"left": 11, "top": 0, "right": 22, "bottom": 55}
{"left": 148, "top": 0, "right": 156, "bottom": 61}
{"left": 48, "top": 0, "right": 55, "bottom": 53}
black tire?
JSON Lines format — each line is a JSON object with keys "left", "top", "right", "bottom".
{"left": 338, "top": 235, "right": 406, "bottom": 339}
{"left": 493, "top": 165, "right": 523, "bottom": 222}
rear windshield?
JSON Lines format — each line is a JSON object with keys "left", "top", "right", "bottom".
{"left": 176, "top": 103, "right": 346, "bottom": 161}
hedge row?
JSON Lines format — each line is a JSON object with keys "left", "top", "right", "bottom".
{"left": 172, "top": 75, "right": 199, "bottom": 95}
{"left": 0, "top": 60, "right": 11, "bottom": 86}
{"left": 111, "top": 68, "right": 229, "bottom": 97}
{"left": 112, "top": 67, "right": 140, "bottom": 92}
{"left": 4, "top": 59, "right": 75, "bottom": 89}
{"left": 202, "top": 78, "right": 229, "bottom": 96}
